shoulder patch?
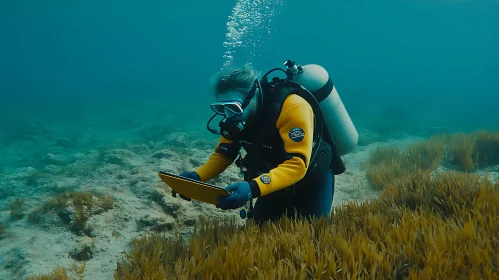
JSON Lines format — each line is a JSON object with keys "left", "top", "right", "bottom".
{"left": 289, "top": 127, "right": 305, "bottom": 142}
{"left": 260, "top": 174, "right": 271, "bottom": 184}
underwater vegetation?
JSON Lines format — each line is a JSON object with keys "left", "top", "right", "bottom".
{"left": 363, "top": 129, "right": 499, "bottom": 190}
{"left": 0, "top": 198, "right": 27, "bottom": 241}
{"left": 25, "top": 129, "right": 499, "bottom": 279}
{"left": 444, "top": 130, "right": 499, "bottom": 171}
{"left": 362, "top": 135, "right": 446, "bottom": 190}
{"left": 109, "top": 169, "right": 498, "bottom": 279}
{"left": 25, "top": 265, "right": 81, "bottom": 280}
{"left": 9, "top": 197, "right": 27, "bottom": 221}
{"left": 27, "top": 191, "right": 115, "bottom": 237}
{"left": 0, "top": 222, "right": 6, "bottom": 240}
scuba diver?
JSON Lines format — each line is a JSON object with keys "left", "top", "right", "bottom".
{"left": 174, "top": 60, "right": 358, "bottom": 224}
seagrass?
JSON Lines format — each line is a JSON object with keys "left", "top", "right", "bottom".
{"left": 112, "top": 170, "right": 498, "bottom": 280}
{"left": 364, "top": 135, "right": 445, "bottom": 190}
{"left": 364, "top": 130, "right": 499, "bottom": 190}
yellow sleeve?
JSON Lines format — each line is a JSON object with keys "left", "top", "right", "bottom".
{"left": 252, "top": 94, "right": 314, "bottom": 196}
{"left": 194, "top": 136, "right": 241, "bottom": 182}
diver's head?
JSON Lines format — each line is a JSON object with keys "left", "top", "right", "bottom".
{"left": 207, "top": 64, "right": 262, "bottom": 140}
{"left": 211, "top": 64, "right": 262, "bottom": 120}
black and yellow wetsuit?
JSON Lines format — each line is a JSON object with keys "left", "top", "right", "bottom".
{"left": 196, "top": 94, "right": 315, "bottom": 197}
{"left": 195, "top": 83, "right": 344, "bottom": 222}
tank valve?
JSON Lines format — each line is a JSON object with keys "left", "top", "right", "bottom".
{"left": 284, "top": 59, "right": 296, "bottom": 68}
{"left": 284, "top": 59, "right": 304, "bottom": 77}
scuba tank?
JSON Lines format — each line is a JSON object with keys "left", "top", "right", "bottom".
{"left": 283, "top": 60, "right": 358, "bottom": 156}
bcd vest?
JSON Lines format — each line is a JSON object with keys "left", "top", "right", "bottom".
{"left": 235, "top": 80, "right": 346, "bottom": 182}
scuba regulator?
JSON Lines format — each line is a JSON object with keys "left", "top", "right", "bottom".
{"left": 207, "top": 79, "right": 262, "bottom": 141}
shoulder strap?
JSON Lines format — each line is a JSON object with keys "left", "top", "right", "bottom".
{"left": 262, "top": 82, "right": 296, "bottom": 125}
{"left": 275, "top": 81, "right": 347, "bottom": 175}
{"left": 290, "top": 86, "right": 346, "bottom": 174}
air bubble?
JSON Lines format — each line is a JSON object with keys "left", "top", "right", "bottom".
{"left": 220, "top": 0, "right": 286, "bottom": 70}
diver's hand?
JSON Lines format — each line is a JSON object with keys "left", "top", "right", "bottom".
{"left": 172, "top": 171, "right": 201, "bottom": 201}
{"left": 216, "top": 181, "right": 252, "bottom": 210}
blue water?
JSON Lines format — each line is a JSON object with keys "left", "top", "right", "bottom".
{"left": 1, "top": 0, "right": 498, "bottom": 126}
{"left": 0, "top": 0, "right": 497, "bottom": 166}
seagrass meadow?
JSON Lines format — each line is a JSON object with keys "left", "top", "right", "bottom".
{"left": 26, "top": 130, "right": 499, "bottom": 280}
{"left": 363, "top": 130, "right": 499, "bottom": 190}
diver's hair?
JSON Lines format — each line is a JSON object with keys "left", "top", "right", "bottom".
{"left": 211, "top": 64, "right": 261, "bottom": 96}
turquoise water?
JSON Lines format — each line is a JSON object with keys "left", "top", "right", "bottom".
{"left": 1, "top": 0, "right": 498, "bottom": 198}
{"left": 1, "top": 0, "right": 498, "bottom": 132}
{"left": 0, "top": 0, "right": 498, "bottom": 199}
{"left": 0, "top": 0, "right": 498, "bottom": 277}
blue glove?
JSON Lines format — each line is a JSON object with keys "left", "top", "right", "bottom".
{"left": 173, "top": 171, "right": 201, "bottom": 201}
{"left": 216, "top": 181, "right": 252, "bottom": 210}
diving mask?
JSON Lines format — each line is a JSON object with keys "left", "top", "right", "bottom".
{"left": 210, "top": 101, "right": 244, "bottom": 117}
{"left": 206, "top": 79, "right": 262, "bottom": 141}
{"left": 210, "top": 79, "right": 259, "bottom": 116}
